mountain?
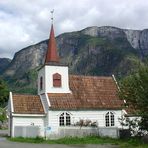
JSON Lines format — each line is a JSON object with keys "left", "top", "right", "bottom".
{"left": 0, "top": 58, "right": 11, "bottom": 74}
{"left": 2, "top": 26, "right": 148, "bottom": 93}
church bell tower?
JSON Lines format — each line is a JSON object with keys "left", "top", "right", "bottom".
{"left": 38, "top": 14, "right": 71, "bottom": 95}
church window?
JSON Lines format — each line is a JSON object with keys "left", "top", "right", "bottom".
{"left": 59, "top": 113, "right": 64, "bottom": 126}
{"left": 53, "top": 73, "right": 61, "bottom": 87}
{"left": 40, "top": 76, "right": 43, "bottom": 90}
{"left": 66, "top": 113, "right": 71, "bottom": 126}
{"left": 59, "top": 112, "right": 71, "bottom": 126}
{"left": 105, "top": 112, "right": 115, "bottom": 127}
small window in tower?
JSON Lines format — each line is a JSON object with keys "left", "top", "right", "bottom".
{"left": 40, "top": 76, "right": 43, "bottom": 90}
{"left": 53, "top": 73, "right": 61, "bottom": 87}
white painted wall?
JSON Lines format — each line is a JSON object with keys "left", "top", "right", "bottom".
{"left": 10, "top": 110, "right": 123, "bottom": 138}
{"left": 46, "top": 110, "right": 123, "bottom": 135}
{"left": 38, "top": 65, "right": 71, "bottom": 95}
{"left": 11, "top": 116, "right": 45, "bottom": 137}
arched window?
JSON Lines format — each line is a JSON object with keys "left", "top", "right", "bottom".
{"left": 59, "top": 112, "right": 71, "bottom": 126}
{"left": 105, "top": 112, "right": 115, "bottom": 127}
{"left": 66, "top": 113, "right": 71, "bottom": 126}
{"left": 40, "top": 76, "right": 43, "bottom": 90}
{"left": 59, "top": 113, "right": 64, "bottom": 126}
{"left": 53, "top": 73, "right": 61, "bottom": 87}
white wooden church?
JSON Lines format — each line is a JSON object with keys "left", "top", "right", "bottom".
{"left": 8, "top": 22, "right": 125, "bottom": 138}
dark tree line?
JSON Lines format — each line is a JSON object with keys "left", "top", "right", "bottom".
{"left": 0, "top": 78, "right": 9, "bottom": 107}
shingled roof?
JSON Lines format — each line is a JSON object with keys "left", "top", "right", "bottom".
{"left": 48, "top": 75, "right": 124, "bottom": 110}
{"left": 12, "top": 94, "right": 45, "bottom": 114}
{"left": 11, "top": 75, "right": 123, "bottom": 113}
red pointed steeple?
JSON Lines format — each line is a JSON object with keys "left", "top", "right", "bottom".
{"left": 45, "top": 24, "right": 59, "bottom": 64}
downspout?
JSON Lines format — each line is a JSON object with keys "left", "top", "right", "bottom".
{"left": 9, "top": 92, "right": 14, "bottom": 137}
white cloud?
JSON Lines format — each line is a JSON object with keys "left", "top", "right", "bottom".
{"left": 60, "top": 19, "right": 75, "bottom": 32}
{"left": 0, "top": 0, "right": 148, "bottom": 58}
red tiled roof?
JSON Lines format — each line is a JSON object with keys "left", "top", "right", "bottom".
{"left": 48, "top": 75, "right": 124, "bottom": 110}
{"left": 12, "top": 94, "right": 45, "bottom": 114}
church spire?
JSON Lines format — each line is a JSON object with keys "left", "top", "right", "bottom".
{"left": 45, "top": 10, "right": 59, "bottom": 64}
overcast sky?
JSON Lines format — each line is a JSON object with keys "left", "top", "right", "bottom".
{"left": 1, "top": 0, "right": 148, "bottom": 59}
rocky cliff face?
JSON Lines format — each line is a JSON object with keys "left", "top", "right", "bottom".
{"left": 124, "top": 29, "right": 140, "bottom": 49}
{"left": 2, "top": 26, "right": 148, "bottom": 93}
{"left": 4, "top": 26, "right": 148, "bottom": 77}
{"left": 4, "top": 41, "right": 47, "bottom": 78}
{"left": 82, "top": 26, "right": 126, "bottom": 40}
{"left": 0, "top": 58, "right": 11, "bottom": 74}
{"left": 124, "top": 29, "right": 148, "bottom": 57}
{"left": 82, "top": 26, "right": 148, "bottom": 57}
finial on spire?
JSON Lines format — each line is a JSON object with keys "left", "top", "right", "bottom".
{"left": 50, "top": 9, "right": 54, "bottom": 24}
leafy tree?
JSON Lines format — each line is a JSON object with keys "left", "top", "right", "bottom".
{"left": 119, "top": 67, "right": 148, "bottom": 132}
{"left": 0, "top": 107, "right": 6, "bottom": 124}
{"left": 0, "top": 77, "right": 9, "bottom": 107}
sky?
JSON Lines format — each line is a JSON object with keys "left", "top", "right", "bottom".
{"left": 1, "top": 0, "right": 148, "bottom": 59}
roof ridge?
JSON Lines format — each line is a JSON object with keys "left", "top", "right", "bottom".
{"left": 13, "top": 93, "right": 39, "bottom": 97}
{"left": 69, "top": 74, "right": 112, "bottom": 79}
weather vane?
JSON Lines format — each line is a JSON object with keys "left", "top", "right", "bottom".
{"left": 51, "top": 9, "right": 54, "bottom": 23}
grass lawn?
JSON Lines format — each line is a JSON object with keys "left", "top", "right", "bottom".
{"left": 8, "top": 136, "right": 148, "bottom": 148}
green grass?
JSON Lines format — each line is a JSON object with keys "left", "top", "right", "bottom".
{"left": 8, "top": 136, "right": 148, "bottom": 147}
